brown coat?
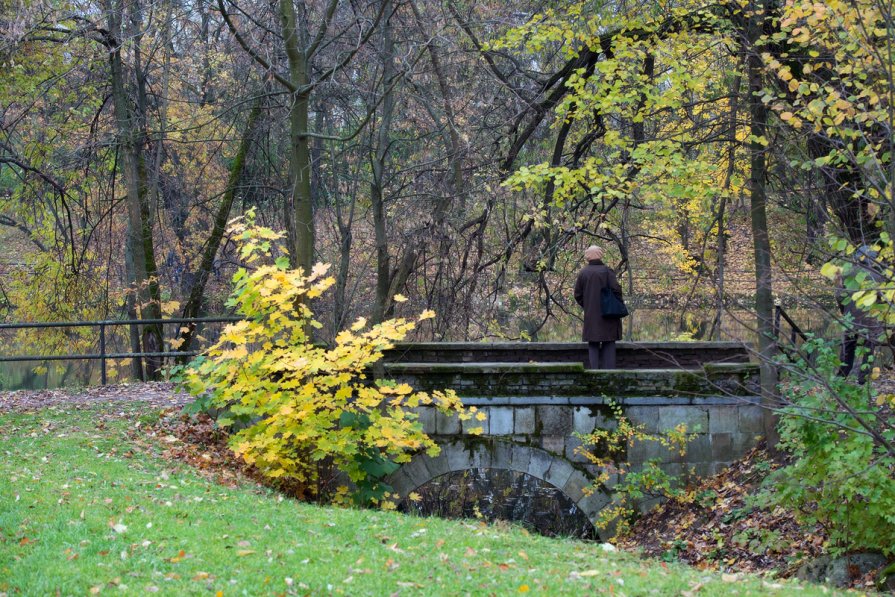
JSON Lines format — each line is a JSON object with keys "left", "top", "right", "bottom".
{"left": 574, "top": 260, "right": 623, "bottom": 342}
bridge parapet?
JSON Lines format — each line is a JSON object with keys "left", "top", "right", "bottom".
{"left": 383, "top": 361, "right": 758, "bottom": 398}
{"left": 383, "top": 341, "right": 751, "bottom": 369}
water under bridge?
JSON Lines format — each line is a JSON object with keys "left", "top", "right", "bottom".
{"left": 377, "top": 341, "right": 762, "bottom": 538}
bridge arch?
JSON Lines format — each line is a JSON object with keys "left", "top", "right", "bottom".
{"left": 386, "top": 439, "right": 611, "bottom": 540}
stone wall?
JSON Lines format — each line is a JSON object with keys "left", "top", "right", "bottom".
{"left": 382, "top": 345, "right": 763, "bottom": 535}
{"left": 411, "top": 395, "right": 762, "bottom": 487}
{"left": 383, "top": 341, "right": 751, "bottom": 369}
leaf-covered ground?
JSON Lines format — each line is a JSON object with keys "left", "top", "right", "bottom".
{"left": 618, "top": 446, "right": 827, "bottom": 572}
{"left": 0, "top": 394, "right": 857, "bottom": 596}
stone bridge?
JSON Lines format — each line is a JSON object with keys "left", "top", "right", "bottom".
{"left": 378, "top": 342, "right": 762, "bottom": 537}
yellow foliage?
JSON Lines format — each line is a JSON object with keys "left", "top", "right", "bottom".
{"left": 177, "top": 215, "right": 472, "bottom": 502}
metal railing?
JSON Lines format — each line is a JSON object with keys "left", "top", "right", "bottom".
{"left": 773, "top": 300, "right": 809, "bottom": 349}
{"left": 0, "top": 316, "right": 240, "bottom": 385}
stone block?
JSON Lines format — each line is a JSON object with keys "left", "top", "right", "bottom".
{"left": 462, "top": 410, "right": 488, "bottom": 435}
{"left": 468, "top": 445, "right": 492, "bottom": 469}
{"left": 388, "top": 469, "right": 414, "bottom": 496}
{"left": 658, "top": 462, "right": 684, "bottom": 480}
{"left": 490, "top": 441, "right": 514, "bottom": 471}
{"left": 710, "top": 461, "right": 732, "bottom": 475}
{"left": 682, "top": 434, "right": 712, "bottom": 463}
{"left": 540, "top": 435, "right": 565, "bottom": 455}
{"left": 711, "top": 432, "right": 735, "bottom": 461}
{"left": 545, "top": 459, "right": 575, "bottom": 489}
{"left": 624, "top": 406, "right": 659, "bottom": 433}
{"left": 565, "top": 434, "right": 591, "bottom": 463}
{"left": 628, "top": 438, "right": 679, "bottom": 464}
{"left": 738, "top": 405, "right": 764, "bottom": 434}
{"left": 733, "top": 432, "right": 759, "bottom": 455}
{"left": 528, "top": 449, "right": 553, "bottom": 478}
{"left": 436, "top": 411, "right": 461, "bottom": 435}
{"left": 510, "top": 444, "right": 531, "bottom": 472}
{"left": 489, "top": 407, "right": 514, "bottom": 435}
{"left": 536, "top": 405, "right": 573, "bottom": 435}
{"left": 707, "top": 406, "right": 738, "bottom": 434}
{"left": 514, "top": 407, "right": 536, "bottom": 434}
{"left": 425, "top": 452, "right": 450, "bottom": 479}
{"left": 637, "top": 496, "right": 664, "bottom": 514}
{"left": 445, "top": 443, "right": 469, "bottom": 472}
{"left": 658, "top": 406, "right": 708, "bottom": 433}
{"left": 402, "top": 458, "right": 431, "bottom": 490}
{"left": 576, "top": 490, "right": 610, "bottom": 519}
{"left": 562, "top": 471, "right": 591, "bottom": 502}
{"left": 416, "top": 407, "right": 437, "bottom": 435}
{"left": 600, "top": 473, "right": 619, "bottom": 491}
{"left": 690, "top": 461, "right": 712, "bottom": 479}
{"left": 573, "top": 407, "right": 598, "bottom": 434}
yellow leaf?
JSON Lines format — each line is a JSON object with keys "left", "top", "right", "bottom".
{"left": 351, "top": 317, "right": 367, "bottom": 331}
{"left": 519, "top": 585, "right": 530, "bottom": 593}
{"left": 310, "top": 263, "right": 330, "bottom": 278}
{"left": 393, "top": 294, "right": 408, "bottom": 303}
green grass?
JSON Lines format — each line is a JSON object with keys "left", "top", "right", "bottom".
{"left": 0, "top": 405, "right": 849, "bottom": 596}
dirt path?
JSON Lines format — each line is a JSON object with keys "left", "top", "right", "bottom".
{"left": 0, "top": 382, "right": 192, "bottom": 413}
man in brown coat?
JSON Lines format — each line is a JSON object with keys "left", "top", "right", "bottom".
{"left": 574, "top": 245, "right": 623, "bottom": 369}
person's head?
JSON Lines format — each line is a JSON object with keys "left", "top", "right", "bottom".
{"left": 584, "top": 245, "right": 604, "bottom": 262}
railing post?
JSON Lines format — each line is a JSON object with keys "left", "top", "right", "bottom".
{"left": 99, "top": 323, "right": 107, "bottom": 385}
{"left": 773, "top": 298, "right": 781, "bottom": 341}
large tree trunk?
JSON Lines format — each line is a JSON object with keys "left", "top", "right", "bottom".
{"left": 280, "top": 0, "right": 314, "bottom": 273}
{"left": 107, "top": 0, "right": 163, "bottom": 379}
{"left": 745, "top": 1, "right": 779, "bottom": 447}
{"left": 371, "top": 0, "right": 397, "bottom": 324}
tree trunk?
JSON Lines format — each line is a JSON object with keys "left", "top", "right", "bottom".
{"left": 746, "top": 2, "right": 779, "bottom": 447}
{"left": 107, "top": 0, "right": 163, "bottom": 379}
{"left": 280, "top": 0, "right": 314, "bottom": 273}
{"left": 371, "top": 0, "right": 396, "bottom": 324}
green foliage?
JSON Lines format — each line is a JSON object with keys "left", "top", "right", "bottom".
{"left": 175, "top": 214, "right": 477, "bottom": 505}
{"left": 763, "top": 337, "right": 895, "bottom": 555}
{"left": 575, "top": 400, "right": 696, "bottom": 534}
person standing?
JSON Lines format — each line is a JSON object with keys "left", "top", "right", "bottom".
{"left": 837, "top": 245, "right": 886, "bottom": 384}
{"left": 574, "top": 245, "right": 624, "bottom": 369}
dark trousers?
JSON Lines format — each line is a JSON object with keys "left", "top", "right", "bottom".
{"left": 839, "top": 334, "right": 876, "bottom": 384}
{"left": 587, "top": 341, "right": 616, "bottom": 369}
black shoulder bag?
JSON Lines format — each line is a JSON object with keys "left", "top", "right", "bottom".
{"left": 601, "top": 286, "right": 629, "bottom": 319}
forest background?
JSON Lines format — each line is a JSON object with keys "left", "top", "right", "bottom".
{"left": 0, "top": 0, "right": 890, "bottom": 390}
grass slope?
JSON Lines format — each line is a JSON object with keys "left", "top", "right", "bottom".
{"left": 0, "top": 405, "right": 849, "bottom": 596}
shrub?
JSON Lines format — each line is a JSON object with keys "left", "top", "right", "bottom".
{"left": 763, "top": 337, "right": 895, "bottom": 555}
{"left": 175, "top": 214, "right": 478, "bottom": 505}
{"left": 576, "top": 400, "right": 695, "bottom": 534}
